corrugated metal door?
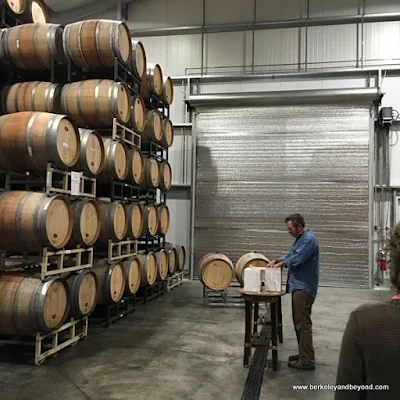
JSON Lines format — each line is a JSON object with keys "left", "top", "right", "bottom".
{"left": 194, "top": 104, "right": 372, "bottom": 288}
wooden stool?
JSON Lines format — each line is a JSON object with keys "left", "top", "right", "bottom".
{"left": 238, "top": 289, "right": 286, "bottom": 371}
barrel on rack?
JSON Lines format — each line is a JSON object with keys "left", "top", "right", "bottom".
{"left": 177, "top": 245, "right": 186, "bottom": 272}
{"left": 159, "top": 160, "right": 172, "bottom": 191}
{"left": 3, "top": 23, "right": 65, "bottom": 70}
{"left": 66, "top": 270, "right": 98, "bottom": 319}
{"left": 1, "top": 0, "right": 26, "bottom": 15}
{"left": 235, "top": 252, "right": 270, "bottom": 286}
{"left": 166, "top": 245, "right": 177, "bottom": 276}
{"left": 0, "top": 191, "right": 73, "bottom": 252}
{"left": 67, "top": 199, "right": 100, "bottom": 248}
{"left": 160, "top": 116, "right": 174, "bottom": 148}
{"left": 155, "top": 249, "right": 168, "bottom": 281}
{"left": 127, "top": 147, "right": 144, "bottom": 185}
{"left": 0, "top": 273, "right": 69, "bottom": 335}
{"left": 123, "top": 256, "right": 141, "bottom": 296}
{"left": 141, "top": 110, "right": 162, "bottom": 148}
{"left": 97, "top": 138, "right": 128, "bottom": 182}
{"left": 127, "top": 203, "right": 143, "bottom": 239}
{"left": 1, "top": 81, "right": 62, "bottom": 114}
{"left": 97, "top": 199, "right": 128, "bottom": 243}
{"left": 76, "top": 129, "right": 106, "bottom": 177}
{"left": 63, "top": 20, "right": 132, "bottom": 69}
{"left": 61, "top": 80, "right": 131, "bottom": 127}
{"left": 130, "top": 95, "right": 146, "bottom": 134}
{"left": 198, "top": 252, "right": 233, "bottom": 291}
{"left": 161, "top": 77, "right": 174, "bottom": 105}
{"left": 0, "top": 112, "right": 80, "bottom": 174}
{"left": 140, "top": 63, "right": 163, "bottom": 101}
{"left": 157, "top": 204, "right": 170, "bottom": 235}
{"left": 142, "top": 156, "right": 161, "bottom": 189}
{"left": 140, "top": 203, "right": 158, "bottom": 237}
{"left": 131, "top": 40, "right": 146, "bottom": 80}
{"left": 137, "top": 252, "right": 157, "bottom": 287}
{"left": 93, "top": 259, "right": 125, "bottom": 304}
{"left": 20, "top": 0, "right": 49, "bottom": 23}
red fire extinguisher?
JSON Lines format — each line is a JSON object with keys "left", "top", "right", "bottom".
{"left": 378, "top": 250, "right": 387, "bottom": 272}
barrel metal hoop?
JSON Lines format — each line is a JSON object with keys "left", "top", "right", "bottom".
{"left": 113, "top": 22, "right": 121, "bottom": 62}
{"left": 31, "top": 81, "right": 42, "bottom": 112}
{"left": 77, "top": 129, "right": 89, "bottom": 175}
{"left": 76, "top": 80, "right": 85, "bottom": 121}
{"left": 33, "top": 23, "right": 46, "bottom": 69}
{"left": 32, "top": 194, "right": 44, "bottom": 249}
{"left": 0, "top": 115, "right": 11, "bottom": 171}
{"left": 12, "top": 277, "right": 30, "bottom": 334}
{"left": 16, "top": 192, "right": 34, "bottom": 253}
{"left": 39, "top": 195, "right": 55, "bottom": 248}
{"left": 15, "top": 26, "right": 28, "bottom": 70}
{"left": 46, "top": 25, "right": 56, "bottom": 62}
{"left": 3, "top": 29, "right": 11, "bottom": 61}
{"left": 43, "top": 83, "right": 51, "bottom": 112}
{"left": 37, "top": 279, "right": 53, "bottom": 332}
{"left": 94, "top": 80, "right": 102, "bottom": 122}
{"left": 95, "top": 20, "right": 105, "bottom": 67}
{"left": 29, "top": 280, "right": 43, "bottom": 334}
{"left": 105, "top": 201, "right": 116, "bottom": 241}
{"left": 13, "top": 82, "right": 22, "bottom": 113}
{"left": 106, "top": 265, "right": 114, "bottom": 303}
{"left": 77, "top": 21, "right": 90, "bottom": 69}
{"left": 60, "top": 84, "right": 69, "bottom": 115}
{"left": 73, "top": 200, "right": 85, "bottom": 244}
{"left": 113, "top": 83, "right": 120, "bottom": 123}
{"left": 62, "top": 24, "right": 71, "bottom": 61}
{"left": 109, "top": 22, "right": 115, "bottom": 65}
{"left": 107, "top": 81, "right": 114, "bottom": 124}
{"left": 45, "top": 114, "right": 64, "bottom": 169}
{"left": 25, "top": 112, "right": 42, "bottom": 171}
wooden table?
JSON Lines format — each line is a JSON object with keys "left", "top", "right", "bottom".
{"left": 238, "top": 288, "right": 286, "bottom": 370}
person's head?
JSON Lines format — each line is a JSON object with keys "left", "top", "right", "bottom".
{"left": 285, "top": 214, "right": 305, "bottom": 238}
{"left": 388, "top": 222, "right": 400, "bottom": 292}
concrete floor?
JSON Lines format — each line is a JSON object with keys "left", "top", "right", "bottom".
{"left": 0, "top": 281, "right": 392, "bottom": 400}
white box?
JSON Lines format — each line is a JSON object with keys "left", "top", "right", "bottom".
{"left": 264, "top": 268, "right": 282, "bottom": 292}
{"left": 243, "top": 267, "right": 263, "bottom": 292}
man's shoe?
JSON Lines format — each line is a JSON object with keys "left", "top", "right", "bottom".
{"left": 288, "top": 354, "right": 299, "bottom": 362}
{"left": 288, "top": 360, "right": 315, "bottom": 370}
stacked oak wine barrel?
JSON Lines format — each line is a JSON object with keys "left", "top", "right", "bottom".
{"left": 0, "top": 3, "right": 101, "bottom": 340}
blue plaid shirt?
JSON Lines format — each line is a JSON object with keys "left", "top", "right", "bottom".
{"left": 280, "top": 230, "right": 320, "bottom": 298}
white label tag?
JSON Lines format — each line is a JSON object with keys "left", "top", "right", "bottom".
{"left": 63, "top": 142, "right": 69, "bottom": 149}
{"left": 28, "top": 147, "right": 33, "bottom": 157}
{"left": 71, "top": 171, "right": 81, "bottom": 196}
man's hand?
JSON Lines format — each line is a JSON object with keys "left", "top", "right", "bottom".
{"left": 274, "top": 261, "right": 285, "bottom": 269}
{"left": 267, "top": 260, "right": 279, "bottom": 268}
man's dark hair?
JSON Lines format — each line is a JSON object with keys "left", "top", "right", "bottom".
{"left": 285, "top": 214, "right": 305, "bottom": 228}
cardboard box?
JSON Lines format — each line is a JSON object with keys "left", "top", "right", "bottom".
{"left": 243, "top": 266, "right": 282, "bottom": 292}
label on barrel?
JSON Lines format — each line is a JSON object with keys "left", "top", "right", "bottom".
{"left": 71, "top": 171, "right": 82, "bottom": 196}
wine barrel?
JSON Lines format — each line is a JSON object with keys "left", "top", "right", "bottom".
{"left": 61, "top": 80, "right": 131, "bottom": 127}
{"left": 97, "top": 199, "right": 127, "bottom": 243}
{"left": 177, "top": 245, "right": 186, "bottom": 272}
{"left": 137, "top": 252, "right": 157, "bottom": 287}
{"left": 141, "top": 110, "right": 162, "bottom": 147}
{"left": 160, "top": 117, "right": 174, "bottom": 148}
{"left": 123, "top": 256, "right": 141, "bottom": 296}
{"left": 131, "top": 40, "right": 146, "bottom": 79}
{"left": 235, "top": 252, "right": 270, "bottom": 286}
{"left": 0, "top": 191, "right": 73, "bottom": 252}
{"left": 20, "top": 0, "right": 49, "bottom": 23}
{"left": 155, "top": 249, "right": 168, "bottom": 281}
{"left": 0, "top": 111, "right": 80, "bottom": 174}
{"left": 140, "top": 63, "right": 163, "bottom": 101}
{"left": 198, "top": 252, "right": 234, "bottom": 290}
{"left": 66, "top": 270, "right": 98, "bottom": 318}
{"left": 0, "top": 273, "right": 69, "bottom": 335}
{"left": 76, "top": 129, "right": 105, "bottom": 177}
{"left": 1, "top": 81, "right": 62, "bottom": 114}
{"left": 159, "top": 160, "right": 172, "bottom": 191}
{"left": 130, "top": 95, "right": 146, "bottom": 134}
{"left": 97, "top": 138, "right": 128, "bottom": 182}
{"left": 166, "top": 245, "right": 177, "bottom": 276}
{"left": 142, "top": 156, "right": 161, "bottom": 189}
{"left": 63, "top": 20, "right": 132, "bottom": 69}
{"left": 67, "top": 199, "right": 100, "bottom": 248}
{"left": 3, "top": 23, "right": 65, "bottom": 70}
{"left": 127, "top": 148, "right": 144, "bottom": 185}
{"left": 93, "top": 259, "right": 125, "bottom": 304}
{"left": 127, "top": 203, "right": 143, "bottom": 239}
{"left": 140, "top": 203, "right": 158, "bottom": 237}
{"left": 157, "top": 204, "right": 170, "bottom": 235}
{"left": 1, "top": 0, "right": 26, "bottom": 15}
{"left": 161, "top": 77, "right": 174, "bottom": 105}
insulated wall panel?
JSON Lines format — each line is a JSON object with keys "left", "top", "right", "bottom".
{"left": 194, "top": 103, "right": 372, "bottom": 288}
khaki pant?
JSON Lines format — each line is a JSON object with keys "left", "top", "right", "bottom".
{"left": 292, "top": 290, "right": 315, "bottom": 363}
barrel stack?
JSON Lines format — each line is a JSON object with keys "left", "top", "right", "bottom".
{"left": 0, "top": 11, "right": 185, "bottom": 363}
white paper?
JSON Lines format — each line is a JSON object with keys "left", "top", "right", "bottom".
{"left": 71, "top": 171, "right": 81, "bottom": 196}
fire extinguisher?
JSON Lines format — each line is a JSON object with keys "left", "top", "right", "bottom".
{"left": 378, "top": 250, "right": 387, "bottom": 272}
